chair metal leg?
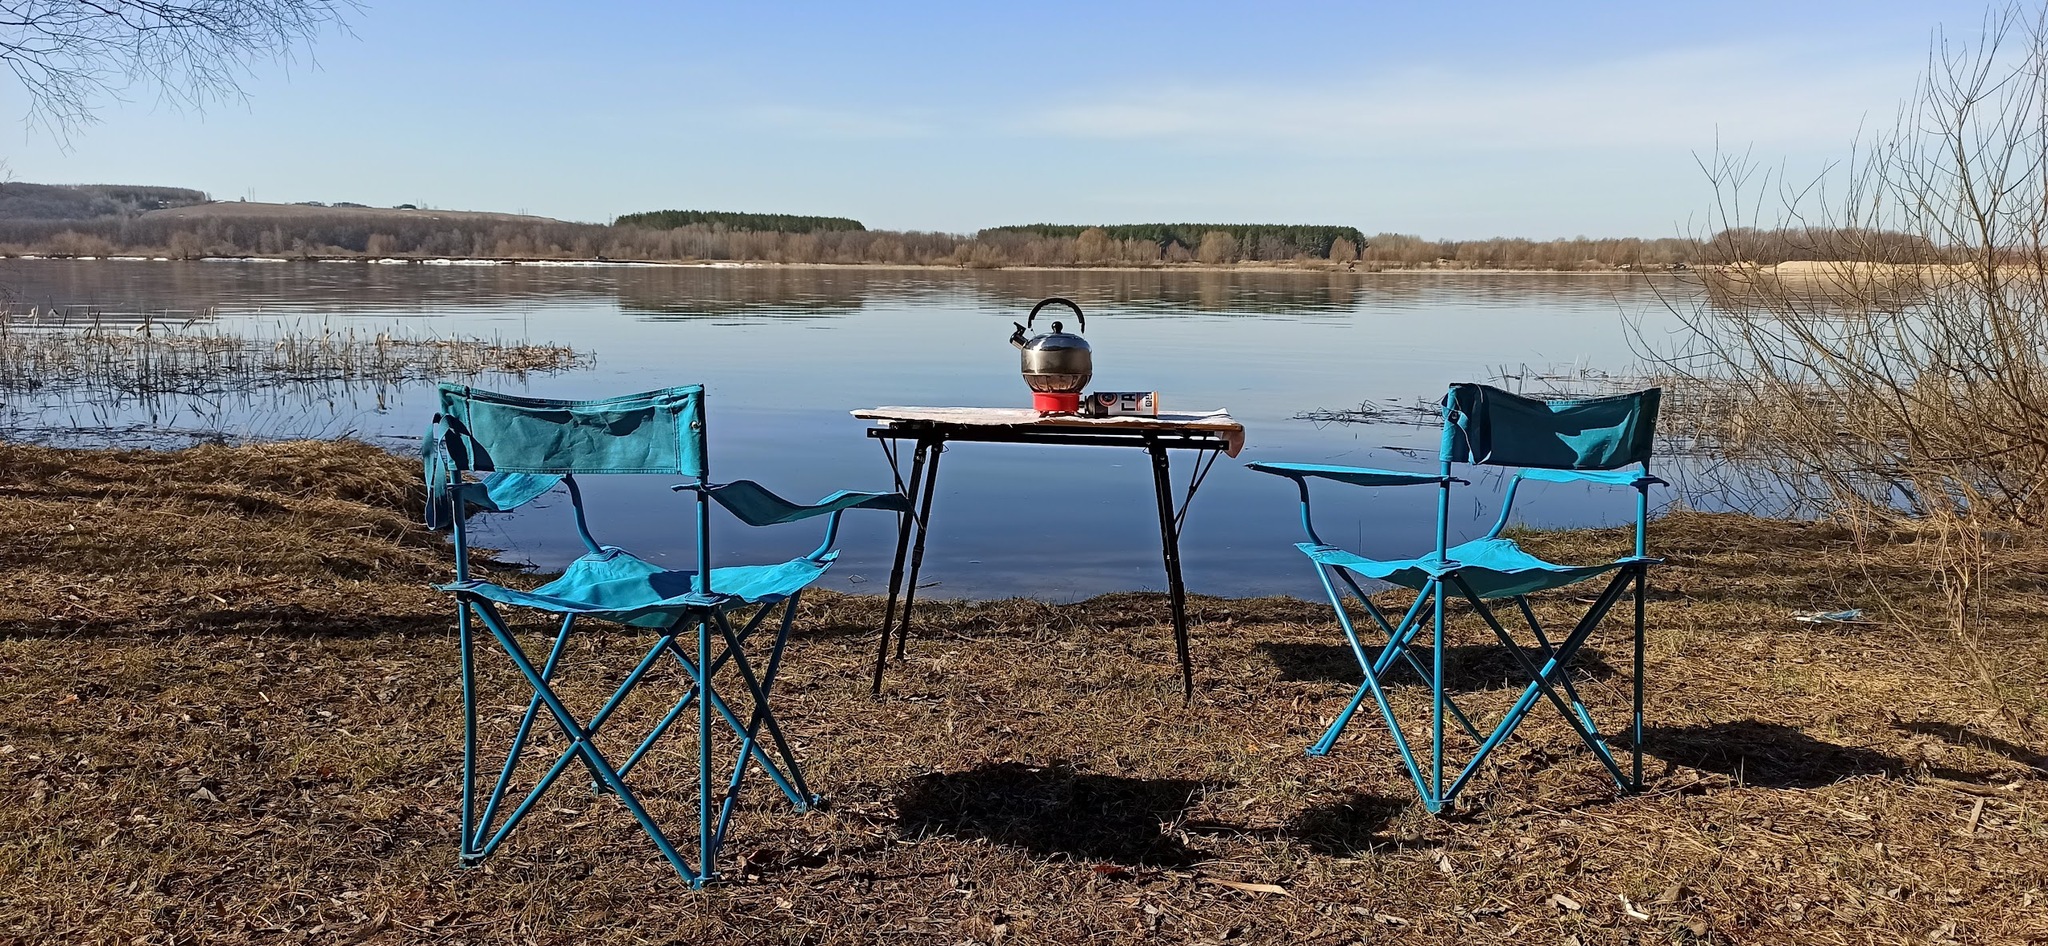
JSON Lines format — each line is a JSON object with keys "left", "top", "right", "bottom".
{"left": 714, "top": 597, "right": 810, "bottom": 849}
{"left": 1431, "top": 576, "right": 1445, "bottom": 806}
{"left": 1306, "top": 568, "right": 1437, "bottom": 804}
{"left": 457, "top": 595, "right": 817, "bottom": 888}
{"left": 1335, "top": 573, "right": 1482, "bottom": 743}
{"left": 1632, "top": 563, "right": 1646, "bottom": 791}
{"left": 698, "top": 614, "right": 713, "bottom": 883}
{"left": 1309, "top": 682, "right": 1375, "bottom": 756}
{"left": 457, "top": 603, "right": 479, "bottom": 864}
{"left": 471, "top": 616, "right": 680, "bottom": 861}
{"left": 1299, "top": 561, "right": 1650, "bottom": 814}
{"left": 1516, "top": 596, "right": 1601, "bottom": 736}
{"left": 468, "top": 600, "right": 700, "bottom": 884}
{"left": 616, "top": 602, "right": 777, "bottom": 782}
{"left": 477, "top": 614, "right": 577, "bottom": 844}
{"left": 707, "top": 609, "right": 813, "bottom": 805}
{"left": 1309, "top": 571, "right": 1433, "bottom": 754}
{"left": 1440, "top": 573, "right": 1637, "bottom": 801}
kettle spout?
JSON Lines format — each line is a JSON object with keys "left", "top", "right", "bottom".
{"left": 1009, "top": 322, "right": 1028, "bottom": 349}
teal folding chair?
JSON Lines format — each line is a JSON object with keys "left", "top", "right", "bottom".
{"left": 423, "top": 383, "right": 907, "bottom": 885}
{"left": 1251, "top": 383, "right": 1663, "bottom": 812}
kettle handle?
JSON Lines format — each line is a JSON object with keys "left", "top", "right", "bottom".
{"left": 1026, "top": 297, "right": 1085, "bottom": 333}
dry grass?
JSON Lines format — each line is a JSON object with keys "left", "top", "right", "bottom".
{"left": 0, "top": 441, "right": 2043, "bottom": 944}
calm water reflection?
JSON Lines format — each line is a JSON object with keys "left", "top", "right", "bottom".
{"left": 4, "top": 260, "right": 1684, "bottom": 600}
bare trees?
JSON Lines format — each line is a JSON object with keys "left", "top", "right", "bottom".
{"left": 1669, "top": 2, "right": 2048, "bottom": 526}
{"left": 1196, "top": 230, "right": 1238, "bottom": 264}
{"left": 1655, "top": 2, "right": 2048, "bottom": 696}
{"left": 0, "top": 1, "right": 353, "bottom": 134}
{"left": 1356, "top": 233, "right": 1691, "bottom": 270}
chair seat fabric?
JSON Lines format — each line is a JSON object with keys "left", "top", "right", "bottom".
{"left": 1297, "top": 536, "right": 1653, "bottom": 599}
{"left": 442, "top": 547, "right": 835, "bottom": 629}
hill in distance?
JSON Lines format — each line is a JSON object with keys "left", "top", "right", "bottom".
{"left": 0, "top": 182, "right": 563, "bottom": 225}
{"left": 0, "top": 183, "right": 209, "bottom": 220}
{"left": 141, "top": 200, "right": 559, "bottom": 225}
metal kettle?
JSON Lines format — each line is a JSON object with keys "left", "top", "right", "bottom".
{"left": 1009, "top": 297, "right": 1092, "bottom": 396}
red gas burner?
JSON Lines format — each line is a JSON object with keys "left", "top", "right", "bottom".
{"left": 1032, "top": 391, "right": 1082, "bottom": 414}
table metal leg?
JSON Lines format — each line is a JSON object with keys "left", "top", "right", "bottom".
{"left": 1147, "top": 441, "right": 1195, "bottom": 701}
{"left": 895, "top": 438, "right": 946, "bottom": 660}
{"left": 873, "top": 438, "right": 929, "bottom": 695}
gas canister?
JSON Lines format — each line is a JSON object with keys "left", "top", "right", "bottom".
{"left": 1086, "top": 391, "right": 1158, "bottom": 417}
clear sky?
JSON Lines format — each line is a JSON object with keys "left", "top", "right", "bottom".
{"left": 0, "top": 0, "right": 2009, "bottom": 238}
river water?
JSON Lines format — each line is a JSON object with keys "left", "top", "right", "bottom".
{"left": 5, "top": 259, "right": 1689, "bottom": 600}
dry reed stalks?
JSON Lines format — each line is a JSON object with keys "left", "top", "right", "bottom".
{"left": 0, "top": 307, "right": 590, "bottom": 399}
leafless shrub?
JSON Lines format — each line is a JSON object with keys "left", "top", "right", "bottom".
{"left": 1647, "top": 2, "right": 2048, "bottom": 711}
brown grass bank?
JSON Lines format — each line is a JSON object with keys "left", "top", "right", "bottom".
{"left": 0, "top": 441, "right": 2042, "bottom": 944}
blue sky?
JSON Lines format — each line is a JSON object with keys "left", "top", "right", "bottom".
{"left": 0, "top": 1, "right": 2005, "bottom": 238}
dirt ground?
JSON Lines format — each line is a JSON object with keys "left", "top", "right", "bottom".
{"left": 0, "top": 440, "right": 2041, "bottom": 945}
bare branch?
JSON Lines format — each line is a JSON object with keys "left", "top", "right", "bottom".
{"left": 0, "top": 0, "right": 354, "bottom": 139}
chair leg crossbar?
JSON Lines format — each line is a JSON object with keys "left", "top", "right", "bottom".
{"left": 455, "top": 593, "right": 814, "bottom": 886}
{"left": 1307, "top": 564, "right": 1648, "bottom": 812}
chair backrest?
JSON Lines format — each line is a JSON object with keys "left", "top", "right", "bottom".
{"left": 436, "top": 383, "right": 707, "bottom": 477}
{"left": 427, "top": 383, "right": 718, "bottom": 584}
{"left": 1440, "top": 383, "right": 1660, "bottom": 471}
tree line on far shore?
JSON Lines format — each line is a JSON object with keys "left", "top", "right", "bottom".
{"left": 982, "top": 224, "right": 1369, "bottom": 261}
{"left": 0, "top": 212, "right": 1722, "bottom": 269}
{"left": 611, "top": 210, "right": 867, "bottom": 233}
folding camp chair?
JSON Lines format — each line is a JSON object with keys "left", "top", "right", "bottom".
{"left": 1250, "top": 383, "right": 1663, "bottom": 812}
{"left": 423, "top": 383, "right": 907, "bottom": 885}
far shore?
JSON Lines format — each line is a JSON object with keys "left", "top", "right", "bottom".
{"left": 0, "top": 253, "right": 1682, "bottom": 276}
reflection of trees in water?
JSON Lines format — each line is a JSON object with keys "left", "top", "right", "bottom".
{"left": 613, "top": 267, "right": 1672, "bottom": 320}
{"left": 613, "top": 266, "right": 887, "bottom": 318}
{"left": 967, "top": 269, "right": 1370, "bottom": 314}
{"left": 2, "top": 260, "right": 1679, "bottom": 326}
{"left": 1693, "top": 264, "right": 1932, "bottom": 315}
{"left": 611, "top": 267, "right": 1399, "bottom": 318}
{"left": 971, "top": 270, "right": 1670, "bottom": 317}
{"left": 0, "top": 258, "right": 626, "bottom": 315}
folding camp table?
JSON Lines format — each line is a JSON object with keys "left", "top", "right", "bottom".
{"left": 852, "top": 406, "right": 1246, "bottom": 700}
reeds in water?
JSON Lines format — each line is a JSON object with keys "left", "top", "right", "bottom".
{"left": 0, "top": 307, "right": 591, "bottom": 399}
{"left": 1291, "top": 363, "right": 1793, "bottom": 465}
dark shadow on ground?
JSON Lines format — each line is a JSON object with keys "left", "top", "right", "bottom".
{"left": 1897, "top": 720, "right": 2048, "bottom": 775}
{"left": 1285, "top": 792, "right": 1411, "bottom": 855}
{"left": 1257, "top": 641, "right": 1617, "bottom": 691}
{"left": 1638, "top": 720, "right": 1904, "bottom": 789}
{"left": 895, "top": 762, "right": 1215, "bottom": 866}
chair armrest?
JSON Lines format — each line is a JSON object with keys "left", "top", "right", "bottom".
{"left": 1514, "top": 468, "right": 1666, "bottom": 489}
{"left": 1247, "top": 461, "right": 1456, "bottom": 488}
{"left": 676, "top": 479, "right": 910, "bottom": 526}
